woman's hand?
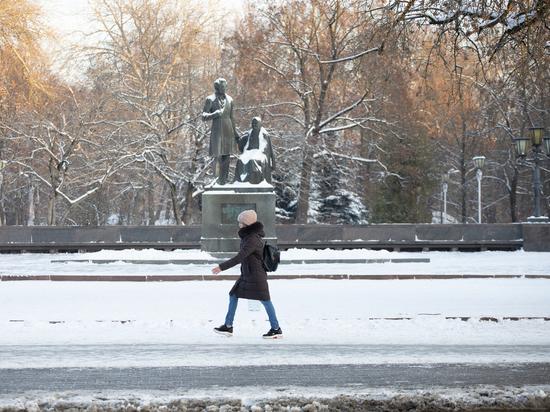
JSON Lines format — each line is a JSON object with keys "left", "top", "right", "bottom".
{"left": 212, "top": 266, "right": 222, "bottom": 275}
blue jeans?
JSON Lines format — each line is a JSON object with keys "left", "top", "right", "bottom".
{"left": 224, "top": 294, "right": 280, "bottom": 330}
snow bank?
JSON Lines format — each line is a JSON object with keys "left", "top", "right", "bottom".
{"left": 1, "top": 387, "right": 549, "bottom": 412}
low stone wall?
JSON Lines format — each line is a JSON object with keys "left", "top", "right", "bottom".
{"left": 0, "top": 226, "right": 202, "bottom": 252}
{"left": 276, "top": 223, "right": 529, "bottom": 251}
{"left": 0, "top": 223, "right": 547, "bottom": 252}
{"left": 276, "top": 223, "right": 523, "bottom": 243}
{"left": 0, "top": 225, "right": 201, "bottom": 244}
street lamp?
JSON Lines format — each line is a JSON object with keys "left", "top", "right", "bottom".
{"left": 514, "top": 127, "right": 550, "bottom": 222}
{"left": 27, "top": 174, "right": 35, "bottom": 226}
{"left": 473, "top": 156, "right": 485, "bottom": 224}
{"left": 441, "top": 170, "right": 451, "bottom": 224}
{"left": 0, "top": 161, "right": 6, "bottom": 226}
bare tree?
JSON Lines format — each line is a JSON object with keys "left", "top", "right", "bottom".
{"left": 0, "top": 0, "right": 54, "bottom": 97}
{"left": 84, "top": 0, "right": 223, "bottom": 224}
{"left": 368, "top": 0, "right": 550, "bottom": 60}
{"left": 1, "top": 85, "right": 136, "bottom": 225}
{"left": 230, "top": 0, "right": 384, "bottom": 223}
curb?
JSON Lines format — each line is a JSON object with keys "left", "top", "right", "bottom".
{"left": 2, "top": 274, "right": 549, "bottom": 281}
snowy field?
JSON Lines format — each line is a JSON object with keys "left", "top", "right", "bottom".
{"left": 1, "top": 249, "right": 550, "bottom": 410}
{"left": 1, "top": 249, "right": 549, "bottom": 368}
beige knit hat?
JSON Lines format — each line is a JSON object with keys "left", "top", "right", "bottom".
{"left": 238, "top": 210, "right": 257, "bottom": 226}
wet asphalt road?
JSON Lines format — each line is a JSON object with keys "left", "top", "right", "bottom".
{"left": 1, "top": 363, "right": 549, "bottom": 394}
{"left": 1, "top": 343, "right": 550, "bottom": 394}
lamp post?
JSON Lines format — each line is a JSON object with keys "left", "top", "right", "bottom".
{"left": 473, "top": 156, "right": 485, "bottom": 224}
{"left": 28, "top": 175, "right": 35, "bottom": 226}
{"left": 514, "top": 127, "right": 550, "bottom": 222}
{"left": 441, "top": 170, "right": 451, "bottom": 224}
{"left": 0, "top": 161, "right": 6, "bottom": 226}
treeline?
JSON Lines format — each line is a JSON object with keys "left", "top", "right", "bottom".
{"left": 0, "top": 0, "right": 548, "bottom": 226}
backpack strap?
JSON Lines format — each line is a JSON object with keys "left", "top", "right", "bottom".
{"left": 256, "top": 235, "right": 265, "bottom": 253}
{"left": 256, "top": 235, "right": 268, "bottom": 267}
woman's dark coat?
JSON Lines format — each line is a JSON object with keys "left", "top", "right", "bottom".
{"left": 219, "top": 221, "right": 270, "bottom": 301}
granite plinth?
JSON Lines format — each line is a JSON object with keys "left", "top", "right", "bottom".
{"left": 523, "top": 223, "right": 550, "bottom": 251}
{"left": 201, "top": 184, "right": 277, "bottom": 256}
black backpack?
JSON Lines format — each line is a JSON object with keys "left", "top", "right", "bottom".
{"left": 258, "top": 237, "right": 280, "bottom": 272}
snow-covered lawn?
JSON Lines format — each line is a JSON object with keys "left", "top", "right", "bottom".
{"left": 1, "top": 249, "right": 549, "bottom": 368}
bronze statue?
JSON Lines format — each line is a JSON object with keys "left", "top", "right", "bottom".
{"left": 235, "top": 117, "right": 276, "bottom": 184}
{"left": 202, "top": 78, "right": 239, "bottom": 185}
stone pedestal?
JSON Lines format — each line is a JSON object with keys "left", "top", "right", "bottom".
{"left": 201, "top": 182, "right": 277, "bottom": 257}
{"left": 523, "top": 223, "right": 550, "bottom": 251}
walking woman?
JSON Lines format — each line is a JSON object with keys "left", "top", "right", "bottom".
{"left": 212, "top": 210, "right": 283, "bottom": 339}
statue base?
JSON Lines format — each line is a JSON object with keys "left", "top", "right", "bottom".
{"left": 201, "top": 182, "right": 277, "bottom": 258}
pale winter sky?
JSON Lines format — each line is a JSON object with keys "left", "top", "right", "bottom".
{"left": 40, "top": 0, "right": 92, "bottom": 37}
{"left": 38, "top": 0, "right": 245, "bottom": 79}
{"left": 39, "top": 0, "right": 245, "bottom": 38}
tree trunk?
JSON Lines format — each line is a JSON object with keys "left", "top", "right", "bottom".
{"left": 182, "top": 182, "right": 194, "bottom": 225}
{"left": 168, "top": 181, "right": 183, "bottom": 225}
{"left": 48, "top": 173, "right": 58, "bottom": 225}
{"left": 155, "top": 184, "right": 168, "bottom": 222}
{"left": 148, "top": 180, "right": 155, "bottom": 225}
{"left": 134, "top": 191, "right": 141, "bottom": 224}
{"left": 459, "top": 160, "right": 467, "bottom": 224}
{"left": 296, "top": 132, "right": 316, "bottom": 224}
{"left": 48, "top": 189, "right": 57, "bottom": 225}
{"left": 59, "top": 203, "right": 76, "bottom": 226}
{"left": 48, "top": 161, "right": 59, "bottom": 225}
{"left": 163, "top": 185, "right": 172, "bottom": 223}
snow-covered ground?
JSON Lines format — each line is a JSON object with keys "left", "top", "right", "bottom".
{"left": 1, "top": 249, "right": 549, "bottom": 410}
{"left": 1, "top": 249, "right": 549, "bottom": 368}
{"left": 2, "top": 387, "right": 550, "bottom": 412}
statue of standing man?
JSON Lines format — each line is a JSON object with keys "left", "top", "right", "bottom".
{"left": 202, "top": 78, "right": 239, "bottom": 185}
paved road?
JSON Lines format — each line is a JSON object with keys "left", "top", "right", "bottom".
{"left": 1, "top": 363, "right": 549, "bottom": 394}
{"left": 1, "top": 345, "right": 550, "bottom": 394}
